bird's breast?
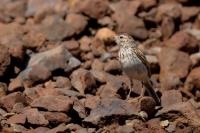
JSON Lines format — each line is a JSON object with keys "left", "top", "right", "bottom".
{"left": 118, "top": 48, "right": 148, "bottom": 80}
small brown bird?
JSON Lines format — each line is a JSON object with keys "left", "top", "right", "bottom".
{"left": 114, "top": 33, "right": 160, "bottom": 105}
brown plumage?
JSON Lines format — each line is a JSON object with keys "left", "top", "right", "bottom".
{"left": 115, "top": 33, "right": 160, "bottom": 105}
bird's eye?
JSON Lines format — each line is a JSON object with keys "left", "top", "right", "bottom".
{"left": 119, "top": 36, "right": 123, "bottom": 39}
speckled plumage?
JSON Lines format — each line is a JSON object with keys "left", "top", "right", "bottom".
{"left": 115, "top": 33, "right": 160, "bottom": 105}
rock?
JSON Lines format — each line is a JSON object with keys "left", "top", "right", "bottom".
{"left": 97, "top": 83, "right": 118, "bottom": 98}
{"left": 56, "top": 88, "right": 82, "bottom": 97}
{"left": 23, "top": 32, "right": 46, "bottom": 48}
{"left": 7, "top": 113, "right": 26, "bottom": 124}
{"left": 26, "top": 0, "right": 67, "bottom": 17}
{"left": 146, "top": 118, "right": 165, "bottom": 132}
{"left": 181, "top": 6, "right": 200, "bottom": 22}
{"left": 185, "top": 67, "right": 200, "bottom": 91}
{"left": 156, "top": 3, "right": 182, "bottom": 22}
{"left": 30, "top": 127, "right": 50, "bottom": 133}
{"left": 84, "top": 98, "right": 139, "bottom": 125}
{"left": 24, "top": 86, "right": 46, "bottom": 102}
{"left": 140, "top": 97, "right": 156, "bottom": 116}
{"left": 190, "top": 52, "right": 200, "bottom": 66}
{"left": 156, "top": 101, "right": 200, "bottom": 127}
{"left": 31, "top": 96, "right": 73, "bottom": 112}
{"left": 63, "top": 40, "right": 79, "bottom": 51}
{"left": 90, "top": 38, "right": 106, "bottom": 56}
{"left": 165, "top": 31, "right": 198, "bottom": 53}
{"left": 0, "top": 82, "right": 7, "bottom": 96}
{"left": 62, "top": 40, "right": 80, "bottom": 56}
{"left": 11, "top": 103, "right": 25, "bottom": 113}
{"left": 10, "top": 124, "right": 28, "bottom": 133}
{"left": 66, "top": 13, "right": 88, "bottom": 35}
{"left": 79, "top": 36, "right": 92, "bottom": 52}
{"left": 110, "top": 0, "right": 148, "bottom": 40}
{"left": 15, "top": 45, "right": 81, "bottom": 87}
{"left": 73, "top": 99, "right": 87, "bottom": 118}
{"left": 84, "top": 95, "right": 100, "bottom": 109}
{"left": 158, "top": 47, "right": 192, "bottom": 90}
{"left": 24, "top": 108, "right": 48, "bottom": 125}
{"left": 72, "top": 0, "right": 109, "bottom": 19}
{"left": 161, "top": 90, "right": 183, "bottom": 107}
{"left": 141, "top": 0, "right": 157, "bottom": 10}
{"left": 0, "top": 92, "right": 26, "bottom": 112}
{"left": 41, "top": 111, "right": 71, "bottom": 124}
{"left": 98, "top": 16, "right": 115, "bottom": 28}
{"left": 0, "top": 45, "right": 10, "bottom": 77}
{"left": 1, "top": 0, "right": 26, "bottom": 19}
{"left": 95, "top": 28, "right": 116, "bottom": 43}
{"left": 53, "top": 76, "right": 72, "bottom": 89}
{"left": 91, "top": 59, "right": 104, "bottom": 71}
{"left": 115, "top": 125, "right": 135, "bottom": 133}
{"left": 161, "top": 16, "right": 175, "bottom": 40}
{"left": 33, "top": 15, "right": 75, "bottom": 41}
{"left": 70, "top": 68, "right": 96, "bottom": 95}
{"left": 0, "top": 34, "right": 25, "bottom": 59}
{"left": 46, "top": 123, "right": 67, "bottom": 133}
{"left": 90, "top": 70, "right": 114, "bottom": 83}
{"left": 104, "top": 59, "right": 121, "bottom": 73}
{"left": 112, "top": 15, "right": 148, "bottom": 40}
{"left": 81, "top": 52, "right": 94, "bottom": 61}
{"left": 8, "top": 77, "right": 24, "bottom": 92}
{"left": 110, "top": 0, "right": 141, "bottom": 17}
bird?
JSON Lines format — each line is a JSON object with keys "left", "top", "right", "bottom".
{"left": 114, "top": 33, "right": 160, "bottom": 105}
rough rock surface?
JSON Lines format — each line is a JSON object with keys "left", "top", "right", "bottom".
{"left": 0, "top": 0, "right": 200, "bottom": 132}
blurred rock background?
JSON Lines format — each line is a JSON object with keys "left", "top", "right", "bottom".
{"left": 0, "top": 0, "right": 200, "bottom": 132}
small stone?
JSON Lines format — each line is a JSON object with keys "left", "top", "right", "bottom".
{"left": 16, "top": 45, "right": 81, "bottom": 87}
{"left": 70, "top": 68, "right": 96, "bottom": 95}
{"left": 161, "top": 90, "right": 182, "bottom": 107}
{"left": 140, "top": 97, "right": 156, "bottom": 116}
{"left": 31, "top": 96, "right": 73, "bottom": 112}
{"left": 161, "top": 16, "right": 175, "bottom": 40}
{"left": 159, "top": 47, "right": 192, "bottom": 90}
{"left": 53, "top": 76, "right": 72, "bottom": 89}
{"left": 7, "top": 114, "right": 26, "bottom": 124}
{"left": 84, "top": 95, "right": 100, "bottom": 109}
{"left": 104, "top": 59, "right": 121, "bottom": 72}
{"left": 79, "top": 36, "right": 92, "bottom": 52}
{"left": 95, "top": 28, "right": 116, "bottom": 43}
{"left": 84, "top": 98, "right": 139, "bottom": 125}
{"left": 156, "top": 3, "right": 181, "bottom": 22}
{"left": 165, "top": 31, "right": 198, "bottom": 53}
{"left": 181, "top": 7, "right": 200, "bottom": 22}
{"left": 41, "top": 111, "right": 71, "bottom": 123}
{"left": 160, "top": 120, "right": 169, "bottom": 127}
{"left": 0, "top": 92, "right": 26, "bottom": 112}
{"left": 0, "top": 82, "right": 7, "bottom": 96}
{"left": 73, "top": 0, "right": 109, "bottom": 19}
{"left": 63, "top": 40, "right": 79, "bottom": 51}
{"left": 91, "top": 59, "right": 104, "bottom": 71}
{"left": 46, "top": 123, "right": 67, "bottom": 133}
{"left": 185, "top": 67, "right": 200, "bottom": 90}
{"left": 66, "top": 13, "right": 88, "bottom": 35}
{"left": 0, "top": 45, "right": 10, "bottom": 77}
{"left": 25, "top": 108, "right": 48, "bottom": 125}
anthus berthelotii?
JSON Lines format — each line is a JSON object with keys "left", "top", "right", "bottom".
{"left": 114, "top": 33, "right": 160, "bottom": 105}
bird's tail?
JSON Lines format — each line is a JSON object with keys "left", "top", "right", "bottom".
{"left": 144, "top": 78, "right": 160, "bottom": 105}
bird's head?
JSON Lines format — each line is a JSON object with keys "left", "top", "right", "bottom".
{"left": 114, "top": 33, "right": 136, "bottom": 48}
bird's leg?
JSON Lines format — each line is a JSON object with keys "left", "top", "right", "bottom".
{"left": 129, "top": 81, "right": 145, "bottom": 103}
{"left": 126, "top": 79, "right": 132, "bottom": 100}
{"left": 138, "top": 81, "right": 145, "bottom": 99}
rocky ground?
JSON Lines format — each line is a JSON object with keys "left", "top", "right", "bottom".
{"left": 0, "top": 0, "right": 200, "bottom": 132}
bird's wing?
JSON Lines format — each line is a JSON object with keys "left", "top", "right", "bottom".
{"left": 132, "top": 47, "right": 151, "bottom": 77}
